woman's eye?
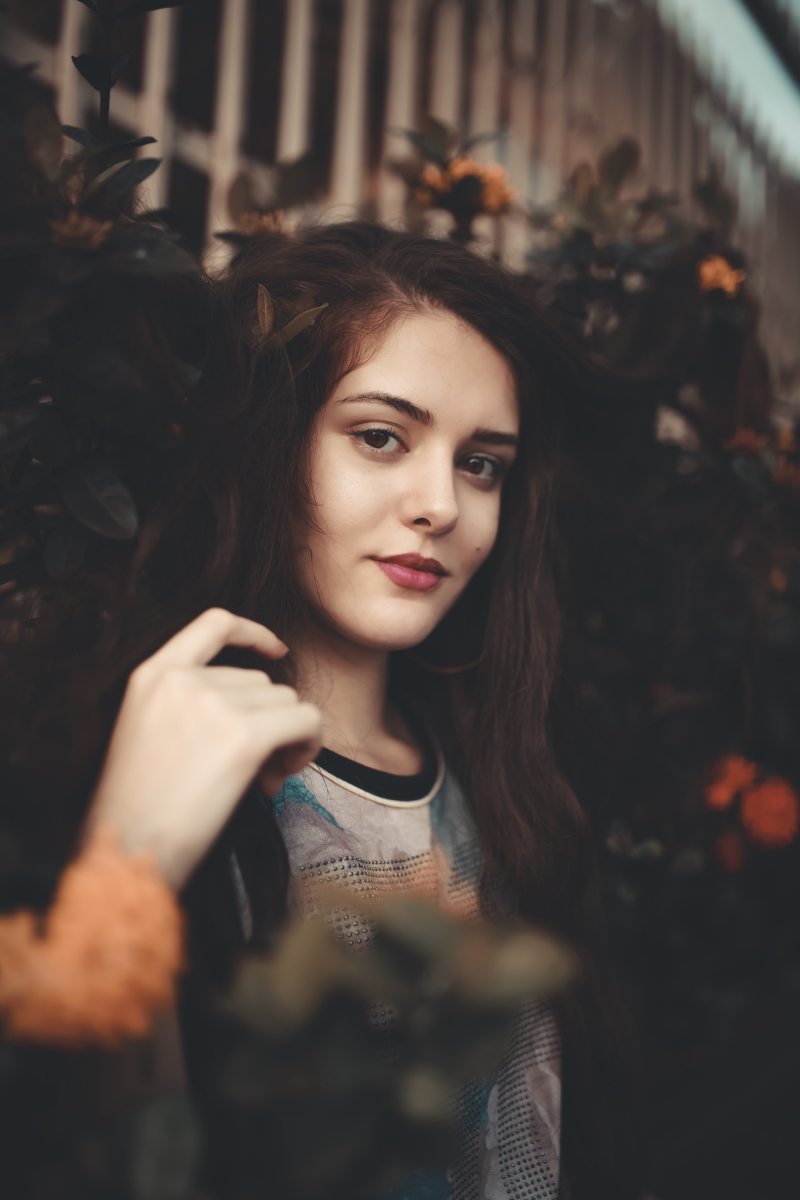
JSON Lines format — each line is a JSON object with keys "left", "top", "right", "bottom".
{"left": 354, "top": 428, "right": 401, "bottom": 453}
{"left": 462, "top": 455, "right": 503, "bottom": 482}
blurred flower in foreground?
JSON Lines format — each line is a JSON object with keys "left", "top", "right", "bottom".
{"left": 705, "top": 754, "right": 757, "bottom": 810}
{"left": 740, "top": 777, "right": 800, "bottom": 847}
{"left": 698, "top": 255, "right": 745, "bottom": 296}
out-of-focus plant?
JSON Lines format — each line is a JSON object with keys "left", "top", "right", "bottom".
{"left": 389, "top": 117, "right": 515, "bottom": 242}
{"left": 527, "top": 137, "right": 773, "bottom": 443}
{"left": 532, "top": 141, "right": 800, "bottom": 1061}
{"left": 205, "top": 888, "right": 575, "bottom": 1200}
{"left": 0, "top": 4, "right": 202, "bottom": 602}
{"left": 219, "top": 153, "right": 326, "bottom": 247}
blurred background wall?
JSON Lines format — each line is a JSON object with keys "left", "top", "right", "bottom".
{"left": 3, "top": 0, "right": 799, "bottom": 395}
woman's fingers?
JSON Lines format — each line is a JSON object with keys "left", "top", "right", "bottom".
{"left": 147, "top": 608, "right": 288, "bottom": 670}
{"left": 249, "top": 701, "right": 323, "bottom": 764}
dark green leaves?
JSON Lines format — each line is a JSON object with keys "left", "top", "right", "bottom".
{"left": 62, "top": 124, "right": 98, "bottom": 146}
{"left": 71, "top": 53, "right": 130, "bottom": 94}
{"left": 100, "top": 223, "right": 199, "bottom": 276}
{"left": 84, "top": 156, "right": 161, "bottom": 201}
{"left": 597, "top": 137, "right": 641, "bottom": 195}
{"left": 399, "top": 117, "right": 458, "bottom": 167}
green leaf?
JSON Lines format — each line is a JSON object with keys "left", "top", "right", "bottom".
{"left": 257, "top": 283, "right": 275, "bottom": 336}
{"left": 90, "top": 135, "right": 157, "bottom": 170}
{"left": 62, "top": 124, "right": 98, "bottom": 146}
{"left": 101, "top": 224, "right": 199, "bottom": 277}
{"left": 84, "top": 157, "right": 136, "bottom": 199}
{"left": 597, "top": 138, "right": 641, "bottom": 195}
{"left": 415, "top": 117, "right": 459, "bottom": 163}
{"left": 71, "top": 53, "right": 130, "bottom": 93}
{"left": 59, "top": 460, "right": 138, "bottom": 540}
{"left": 266, "top": 303, "right": 328, "bottom": 348}
{"left": 461, "top": 128, "right": 505, "bottom": 153}
{"left": 93, "top": 156, "right": 160, "bottom": 201}
{"left": 400, "top": 129, "right": 449, "bottom": 167}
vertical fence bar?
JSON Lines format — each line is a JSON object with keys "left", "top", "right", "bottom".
{"left": 138, "top": 7, "right": 180, "bottom": 211}
{"left": 505, "top": 0, "right": 538, "bottom": 268}
{"left": 674, "top": 47, "right": 693, "bottom": 209}
{"left": 276, "top": 0, "right": 313, "bottom": 160}
{"left": 429, "top": 0, "right": 464, "bottom": 126}
{"left": 537, "top": 0, "right": 569, "bottom": 200}
{"left": 569, "top": 0, "right": 597, "bottom": 164}
{"left": 469, "top": 0, "right": 504, "bottom": 250}
{"left": 379, "top": 0, "right": 423, "bottom": 224}
{"left": 637, "top": 2, "right": 658, "bottom": 185}
{"left": 330, "top": 0, "right": 370, "bottom": 212}
{"left": 206, "top": 0, "right": 251, "bottom": 253}
{"left": 54, "top": 0, "right": 90, "bottom": 128}
{"left": 470, "top": 0, "right": 503, "bottom": 148}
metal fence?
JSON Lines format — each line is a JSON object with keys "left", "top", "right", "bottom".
{"left": 3, "top": 0, "right": 799, "bottom": 410}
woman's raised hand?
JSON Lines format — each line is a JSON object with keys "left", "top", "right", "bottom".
{"left": 86, "top": 609, "right": 322, "bottom": 889}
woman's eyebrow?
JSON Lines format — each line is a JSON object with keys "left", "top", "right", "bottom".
{"left": 337, "top": 391, "right": 518, "bottom": 448}
{"left": 337, "top": 391, "right": 434, "bottom": 426}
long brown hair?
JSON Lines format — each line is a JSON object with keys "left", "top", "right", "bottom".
{"left": 6, "top": 222, "right": 637, "bottom": 1197}
{"left": 173, "top": 221, "right": 594, "bottom": 938}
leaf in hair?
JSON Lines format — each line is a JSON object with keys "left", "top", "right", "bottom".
{"left": 257, "top": 284, "right": 275, "bottom": 337}
{"left": 265, "top": 303, "right": 329, "bottom": 349}
{"left": 59, "top": 460, "right": 139, "bottom": 540}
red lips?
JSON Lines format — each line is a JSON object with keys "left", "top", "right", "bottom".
{"left": 376, "top": 553, "right": 448, "bottom": 576}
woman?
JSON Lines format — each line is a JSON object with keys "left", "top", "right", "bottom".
{"left": 6, "top": 224, "right": 635, "bottom": 1198}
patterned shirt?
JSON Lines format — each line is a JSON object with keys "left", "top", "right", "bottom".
{"left": 263, "top": 747, "right": 562, "bottom": 1200}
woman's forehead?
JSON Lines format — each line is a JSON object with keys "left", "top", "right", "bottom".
{"left": 328, "top": 310, "right": 519, "bottom": 426}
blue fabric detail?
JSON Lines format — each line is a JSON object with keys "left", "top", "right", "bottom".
{"left": 272, "top": 774, "right": 342, "bottom": 829}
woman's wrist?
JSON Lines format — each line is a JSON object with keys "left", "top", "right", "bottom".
{"left": 0, "top": 825, "right": 184, "bottom": 1046}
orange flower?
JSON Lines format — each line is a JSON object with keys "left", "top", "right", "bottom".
{"left": 714, "top": 830, "right": 745, "bottom": 873}
{"left": 769, "top": 567, "right": 789, "bottom": 593}
{"left": 237, "top": 209, "right": 291, "bottom": 236}
{"left": 448, "top": 156, "right": 516, "bottom": 213}
{"left": 49, "top": 210, "right": 113, "bottom": 249}
{"left": 705, "top": 754, "right": 757, "bottom": 810}
{"left": 698, "top": 255, "right": 745, "bottom": 297}
{"left": 741, "top": 777, "right": 800, "bottom": 848}
{"left": 776, "top": 427, "right": 797, "bottom": 452}
{"left": 421, "top": 162, "right": 451, "bottom": 194}
{"left": 725, "top": 427, "right": 767, "bottom": 453}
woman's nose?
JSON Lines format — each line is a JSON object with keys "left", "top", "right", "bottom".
{"left": 402, "top": 452, "right": 459, "bottom": 534}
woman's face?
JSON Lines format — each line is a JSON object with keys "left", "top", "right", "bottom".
{"left": 297, "top": 309, "right": 519, "bottom": 652}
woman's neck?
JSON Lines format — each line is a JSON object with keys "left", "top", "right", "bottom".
{"left": 290, "top": 630, "right": 422, "bottom": 773}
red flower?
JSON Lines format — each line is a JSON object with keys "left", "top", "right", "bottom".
{"left": 741, "top": 778, "right": 800, "bottom": 848}
{"left": 705, "top": 755, "right": 757, "bottom": 810}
